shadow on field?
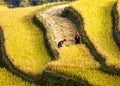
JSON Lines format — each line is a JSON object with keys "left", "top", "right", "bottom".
{"left": 112, "top": 2, "right": 120, "bottom": 49}
{"left": 33, "top": 11, "right": 91, "bottom": 86}
{"left": 0, "top": 27, "right": 40, "bottom": 84}
{"left": 33, "top": 15, "right": 59, "bottom": 60}
{"left": 61, "top": 6, "right": 120, "bottom": 75}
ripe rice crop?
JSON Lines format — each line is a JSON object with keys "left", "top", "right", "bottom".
{"left": 55, "top": 67, "right": 120, "bottom": 86}
{"left": 0, "top": 6, "right": 51, "bottom": 76}
{"left": 48, "top": 45, "right": 100, "bottom": 69}
{"left": 47, "top": 45, "right": 120, "bottom": 85}
{"left": 0, "top": 68, "right": 35, "bottom": 86}
{"left": 70, "top": 0, "right": 120, "bottom": 69}
{"left": 44, "top": 1, "right": 120, "bottom": 85}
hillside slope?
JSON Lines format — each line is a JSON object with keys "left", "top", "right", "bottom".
{"left": 0, "top": 5, "right": 36, "bottom": 85}
{"left": 35, "top": 4, "right": 120, "bottom": 86}
{"left": 70, "top": 0, "right": 120, "bottom": 70}
{"left": 40, "top": 5, "right": 78, "bottom": 47}
{"left": 0, "top": 5, "right": 51, "bottom": 77}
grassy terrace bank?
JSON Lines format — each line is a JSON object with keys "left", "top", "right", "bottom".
{"left": 0, "top": 5, "right": 36, "bottom": 85}
{"left": 0, "top": 0, "right": 120, "bottom": 85}
{"left": 70, "top": 0, "right": 120, "bottom": 70}
{"left": 0, "top": 5, "right": 51, "bottom": 78}
{"left": 45, "top": 46, "right": 120, "bottom": 86}
{"left": 113, "top": 0, "right": 120, "bottom": 48}
{"left": 62, "top": 2, "right": 120, "bottom": 74}
{"left": 0, "top": 68, "right": 35, "bottom": 86}
{"left": 0, "top": 2, "right": 71, "bottom": 85}
{"left": 117, "top": 0, "right": 120, "bottom": 41}
{"left": 35, "top": 2, "right": 120, "bottom": 86}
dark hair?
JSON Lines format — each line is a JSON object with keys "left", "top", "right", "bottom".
{"left": 63, "top": 39, "right": 66, "bottom": 41}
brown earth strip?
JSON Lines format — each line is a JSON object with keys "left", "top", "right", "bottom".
{"left": 40, "top": 5, "right": 79, "bottom": 47}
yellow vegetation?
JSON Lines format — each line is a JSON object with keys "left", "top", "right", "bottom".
{"left": 48, "top": 45, "right": 120, "bottom": 85}
{"left": 0, "top": 6, "right": 51, "bottom": 76}
{"left": 56, "top": 67, "right": 120, "bottom": 86}
{"left": 0, "top": 68, "right": 35, "bottom": 86}
{"left": 46, "top": 0, "right": 120, "bottom": 85}
{"left": 70, "top": 0, "right": 120, "bottom": 68}
{"left": 1, "top": 0, "right": 120, "bottom": 85}
{"left": 49, "top": 45, "right": 100, "bottom": 69}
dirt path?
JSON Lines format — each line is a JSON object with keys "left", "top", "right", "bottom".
{"left": 41, "top": 5, "right": 78, "bottom": 47}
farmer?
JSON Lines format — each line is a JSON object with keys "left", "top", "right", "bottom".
{"left": 58, "top": 39, "right": 66, "bottom": 48}
{"left": 74, "top": 32, "right": 81, "bottom": 44}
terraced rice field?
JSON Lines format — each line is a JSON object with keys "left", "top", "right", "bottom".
{"left": 0, "top": 0, "right": 120, "bottom": 85}
{"left": 48, "top": 45, "right": 100, "bottom": 69}
{"left": 0, "top": 5, "right": 51, "bottom": 77}
{"left": 36, "top": 1, "right": 120, "bottom": 85}
{"left": 0, "top": 68, "right": 35, "bottom": 86}
{"left": 0, "top": 5, "right": 36, "bottom": 85}
{"left": 70, "top": 0, "right": 120, "bottom": 69}
{"left": 53, "top": 67, "right": 120, "bottom": 86}
{"left": 47, "top": 45, "right": 120, "bottom": 85}
{"left": 38, "top": 0, "right": 120, "bottom": 86}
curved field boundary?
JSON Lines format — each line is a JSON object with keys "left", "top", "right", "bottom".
{"left": 0, "top": 2, "right": 69, "bottom": 85}
{"left": 69, "top": 0, "right": 120, "bottom": 72}
{"left": 34, "top": 3, "right": 71, "bottom": 59}
{"left": 34, "top": 3, "right": 120, "bottom": 86}
{"left": 112, "top": 2, "right": 120, "bottom": 48}
{"left": 0, "top": 28, "right": 39, "bottom": 83}
{"left": 0, "top": 68, "right": 35, "bottom": 86}
{"left": 34, "top": 3, "right": 69, "bottom": 59}
{"left": 40, "top": 5, "right": 78, "bottom": 46}
{"left": 0, "top": 4, "right": 53, "bottom": 78}
{"left": 0, "top": 3, "right": 53, "bottom": 84}
{"left": 0, "top": 28, "right": 5, "bottom": 67}
{"left": 34, "top": 4, "right": 100, "bottom": 85}
{"left": 61, "top": 7, "right": 120, "bottom": 75}
{"left": 48, "top": 66, "right": 120, "bottom": 86}
{"left": 33, "top": 16, "right": 59, "bottom": 59}
{"left": 40, "top": 70, "right": 90, "bottom": 86}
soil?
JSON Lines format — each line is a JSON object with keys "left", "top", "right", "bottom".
{"left": 41, "top": 5, "right": 78, "bottom": 47}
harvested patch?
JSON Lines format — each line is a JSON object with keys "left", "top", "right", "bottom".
{"left": 39, "top": 5, "right": 78, "bottom": 47}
